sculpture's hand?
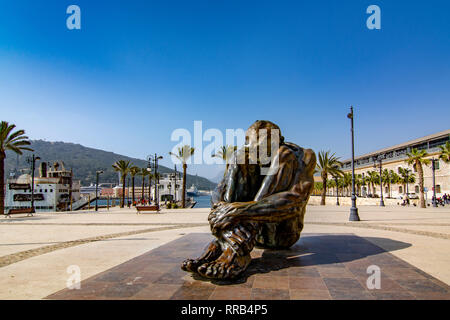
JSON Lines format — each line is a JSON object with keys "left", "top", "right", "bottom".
{"left": 210, "top": 202, "right": 252, "bottom": 234}
{"left": 209, "top": 203, "right": 235, "bottom": 225}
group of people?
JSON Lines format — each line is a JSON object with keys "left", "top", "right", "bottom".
{"left": 432, "top": 193, "right": 450, "bottom": 206}
{"left": 126, "top": 198, "right": 152, "bottom": 207}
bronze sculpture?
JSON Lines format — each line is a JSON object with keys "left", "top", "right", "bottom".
{"left": 181, "top": 120, "right": 316, "bottom": 280}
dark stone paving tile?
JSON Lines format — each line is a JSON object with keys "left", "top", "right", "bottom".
{"left": 170, "top": 283, "right": 215, "bottom": 300}
{"left": 253, "top": 275, "right": 289, "bottom": 290}
{"left": 94, "top": 271, "right": 131, "bottom": 283}
{"left": 384, "top": 267, "right": 428, "bottom": 280}
{"left": 46, "top": 280, "right": 111, "bottom": 300}
{"left": 289, "top": 277, "right": 327, "bottom": 290}
{"left": 328, "top": 289, "right": 376, "bottom": 300}
{"left": 317, "top": 266, "right": 354, "bottom": 278}
{"left": 251, "top": 288, "right": 290, "bottom": 300}
{"left": 46, "top": 233, "right": 450, "bottom": 300}
{"left": 397, "top": 279, "right": 449, "bottom": 293}
{"left": 289, "top": 289, "right": 331, "bottom": 300}
{"left": 370, "top": 291, "right": 416, "bottom": 300}
{"left": 288, "top": 266, "right": 321, "bottom": 278}
{"left": 101, "top": 283, "right": 148, "bottom": 298}
{"left": 210, "top": 287, "right": 252, "bottom": 300}
{"left": 324, "top": 278, "right": 366, "bottom": 291}
{"left": 132, "top": 284, "right": 180, "bottom": 300}
{"left": 410, "top": 292, "right": 450, "bottom": 300}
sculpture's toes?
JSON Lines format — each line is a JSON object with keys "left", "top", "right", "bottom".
{"left": 197, "top": 261, "right": 242, "bottom": 280}
{"left": 198, "top": 261, "right": 220, "bottom": 278}
{"left": 181, "top": 259, "right": 200, "bottom": 272}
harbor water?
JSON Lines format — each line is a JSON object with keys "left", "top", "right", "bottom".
{"left": 192, "top": 195, "right": 212, "bottom": 208}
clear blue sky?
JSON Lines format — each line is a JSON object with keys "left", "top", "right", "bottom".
{"left": 1, "top": 0, "right": 449, "bottom": 180}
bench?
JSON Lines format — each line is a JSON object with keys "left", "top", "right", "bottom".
{"left": 5, "top": 207, "right": 35, "bottom": 218}
{"left": 136, "top": 205, "right": 160, "bottom": 214}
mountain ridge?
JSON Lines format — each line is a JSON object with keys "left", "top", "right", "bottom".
{"left": 4, "top": 139, "right": 217, "bottom": 190}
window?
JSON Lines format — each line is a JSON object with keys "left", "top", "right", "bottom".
{"left": 415, "top": 185, "right": 420, "bottom": 194}
{"left": 385, "top": 187, "right": 388, "bottom": 193}
{"left": 434, "top": 159, "right": 440, "bottom": 170}
{"left": 436, "top": 185, "right": 441, "bottom": 193}
{"left": 399, "top": 186, "right": 403, "bottom": 194}
{"left": 45, "top": 189, "right": 47, "bottom": 193}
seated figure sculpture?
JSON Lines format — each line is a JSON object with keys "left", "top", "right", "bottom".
{"left": 181, "top": 120, "right": 316, "bottom": 280}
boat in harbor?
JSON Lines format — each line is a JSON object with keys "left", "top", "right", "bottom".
{"left": 187, "top": 184, "right": 199, "bottom": 197}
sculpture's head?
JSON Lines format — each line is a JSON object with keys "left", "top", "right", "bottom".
{"left": 245, "top": 120, "right": 285, "bottom": 163}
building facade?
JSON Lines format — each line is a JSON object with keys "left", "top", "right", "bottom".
{"left": 5, "top": 161, "right": 81, "bottom": 212}
{"left": 340, "top": 130, "right": 450, "bottom": 200}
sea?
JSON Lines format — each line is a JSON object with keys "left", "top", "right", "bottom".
{"left": 192, "top": 195, "right": 212, "bottom": 208}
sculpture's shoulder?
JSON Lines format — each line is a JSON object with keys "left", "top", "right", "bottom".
{"left": 282, "top": 142, "right": 316, "bottom": 175}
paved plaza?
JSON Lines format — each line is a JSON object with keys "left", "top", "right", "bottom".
{"left": 1, "top": 205, "right": 450, "bottom": 299}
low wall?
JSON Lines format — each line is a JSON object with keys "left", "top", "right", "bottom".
{"left": 308, "top": 195, "right": 419, "bottom": 206}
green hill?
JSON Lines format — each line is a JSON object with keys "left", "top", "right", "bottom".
{"left": 4, "top": 140, "right": 217, "bottom": 190}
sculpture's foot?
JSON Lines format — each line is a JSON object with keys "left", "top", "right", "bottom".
{"left": 197, "top": 247, "right": 251, "bottom": 280}
{"left": 181, "top": 240, "right": 222, "bottom": 273}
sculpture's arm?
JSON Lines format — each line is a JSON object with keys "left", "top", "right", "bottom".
{"left": 211, "top": 159, "right": 239, "bottom": 208}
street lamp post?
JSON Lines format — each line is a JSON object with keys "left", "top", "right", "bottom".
{"left": 169, "top": 165, "right": 179, "bottom": 204}
{"left": 147, "top": 154, "right": 163, "bottom": 206}
{"left": 174, "top": 165, "right": 178, "bottom": 203}
{"left": 127, "top": 177, "right": 130, "bottom": 206}
{"left": 373, "top": 155, "right": 385, "bottom": 207}
{"left": 432, "top": 158, "right": 437, "bottom": 207}
{"left": 95, "top": 170, "right": 103, "bottom": 211}
{"left": 334, "top": 175, "right": 340, "bottom": 206}
{"left": 406, "top": 170, "right": 409, "bottom": 195}
{"left": 26, "top": 154, "right": 41, "bottom": 210}
{"left": 347, "top": 107, "right": 360, "bottom": 221}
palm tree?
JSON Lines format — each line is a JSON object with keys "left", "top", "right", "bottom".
{"left": 342, "top": 172, "right": 352, "bottom": 196}
{"left": 381, "top": 169, "right": 390, "bottom": 198}
{"left": 314, "top": 182, "right": 323, "bottom": 196}
{"left": 316, "top": 151, "right": 342, "bottom": 205}
{"left": 212, "top": 145, "right": 237, "bottom": 171}
{"left": 382, "top": 169, "right": 399, "bottom": 198}
{"left": 362, "top": 174, "right": 371, "bottom": 197}
{"left": 366, "top": 171, "right": 379, "bottom": 197}
{"left": 1, "top": 121, "right": 33, "bottom": 214}
{"left": 405, "top": 148, "right": 431, "bottom": 208}
{"left": 112, "top": 160, "right": 132, "bottom": 208}
{"left": 439, "top": 141, "right": 450, "bottom": 163}
{"left": 170, "top": 145, "right": 195, "bottom": 208}
{"left": 327, "top": 179, "right": 336, "bottom": 196}
{"left": 129, "top": 166, "right": 140, "bottom": 205}
{"left": 138, "top": 168, "right": 149, "bottom": 202}
{"left": 355, "top": 174, "right": 363, "bottom": 196}
{"left": 398, "top": 167, "right": 415, "bottom": 195}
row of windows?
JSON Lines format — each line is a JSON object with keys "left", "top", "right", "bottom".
{"left": 21, "top": 189, "right": 53, "bottom": 193}
{"left": 398, "top": 185, "right": 441, "bottom": 193}
{"left": 19, "top": 188, "right": 74, "bottom": 193}
{"left": 6, "top": 206, "right": 54, "bottom": 210}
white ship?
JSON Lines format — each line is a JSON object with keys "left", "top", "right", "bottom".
{"left": 5, "top": 161, "right": 81, "bottom": 212}
{"left": 186, "top": 184, "right": 199, "bottom": 197}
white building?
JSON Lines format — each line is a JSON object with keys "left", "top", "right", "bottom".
{"left": 5, "top": 161, "right": 81, "bottom": 212}
{"left": 116, "top": 173, "right": 185, "bottom": 204}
